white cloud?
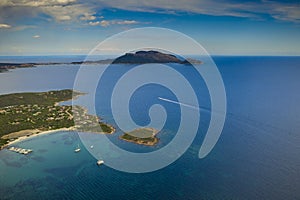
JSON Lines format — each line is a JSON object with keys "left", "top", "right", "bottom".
{"left": 32, "top": 35, "right": 40, "bottom": 38}
{"left": 0, "top": 0, "right": 95, "bottom": 22}
{"left": 80, "top": 13, "right": 96, "bottom": 21}
{"left": 115, "top": 20, "right": 138, "bottom": 25}
{"left": 100, "top": 20, "right": 110, "bottom": 27}
{"left": 40, "top": 4, "right": 93, "bottom": 21}
{"left": 89, "top": 19, "right": 139, "bottom": 27}
{"left": 90, "top": 0, "right": 300, "bottom": 23}
{"left": 264, "top": 1, "right": 300, "bottom": 23}
{"left": 57, "top": 15, "right": 71, "bottom": 21}
{"left": 0, "top": 0, "right": 77, "bottom": 7}
{"left": 0, "top": 0, "right": 299, "bottom": 25}
{"left": 88, "top": 21, "right": 100, "bottom": 26}
{"left": 0, "top": 23, "right": 11, "bottom": 28}
{"left": 88, "top": 20, "right": 110, "bottom": 26}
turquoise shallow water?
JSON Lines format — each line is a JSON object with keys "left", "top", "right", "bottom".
{"left": 0, "top": 56, "right": 300, "bottom": 199}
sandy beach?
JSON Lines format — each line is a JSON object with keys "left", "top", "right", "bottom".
{"left": 1, "top": 127, "right": 76, "bottom": 149}
{"left": 1, "top": 124, "right": 116, "bottom": 150}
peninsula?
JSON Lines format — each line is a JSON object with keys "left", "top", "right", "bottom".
{"left": 0, "top": 89, "right": 115, "bottom": 149}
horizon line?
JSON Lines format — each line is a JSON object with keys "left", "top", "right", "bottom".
{"left": 0, "top": 54, "right": 300, "bottom": 57}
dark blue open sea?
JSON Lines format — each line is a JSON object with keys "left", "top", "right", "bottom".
{"left": 0, "top": 56, "right": 300, "bottom": 199}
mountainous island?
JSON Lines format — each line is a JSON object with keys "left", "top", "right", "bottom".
{"left": 0, "top": 51, "right": 200, "bottom": 147}
{"left": 112, "top": 50, "right": 201, "bottom": 64}
{"left": 0, "top": 51, "right": 202, "bottom": 73}
{"left": 73, "top": 50, "right": 202, "bottom": 65}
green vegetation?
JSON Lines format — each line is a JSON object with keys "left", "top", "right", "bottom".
{"left": 120, "top": 128, "right": 159, "bottom": 146}
{"left": 0, "top": 104, "right": 74, "bottom": 135}
{"left": 122, "top": 133, "right": 156, "bottom": 142}
{"left": 0, "top": 138, "right": 8, "bottom": 147}
{"left": 0, "top": 89, "right": 82, "bottom": 107}
{"left": 100, "top": 123, "right": 113, "bottom": 133}
{"left": 72, "top": 105, "right": 115, "bottom": 134}
{"left": 0, "top": 89, "right": 115, "bottom": 148}
{"left": 126, "top": 128, "right": 155, "bottom": 138}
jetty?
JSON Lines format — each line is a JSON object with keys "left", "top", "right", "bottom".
{"left": 8, "top": 146, "right": 33, "bottom": 155}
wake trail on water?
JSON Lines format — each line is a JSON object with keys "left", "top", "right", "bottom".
{"left": 158, "top": 97, "right": 200, "bottom": 111}
{"left": 158, "top": 97, "right": 288, "bottom": 134}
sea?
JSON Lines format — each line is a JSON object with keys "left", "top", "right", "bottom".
{"left": 0, "top": 55, "right": 300, "bottom": 199}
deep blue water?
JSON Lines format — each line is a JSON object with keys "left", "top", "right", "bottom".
{"left": 0, "top": 56, "right": 300, "bottom": 199}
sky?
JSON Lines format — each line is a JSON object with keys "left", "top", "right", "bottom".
{"left": 0, "top": 0, "right": 299, "bottom": 56}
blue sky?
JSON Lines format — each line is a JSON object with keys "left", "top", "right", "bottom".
{"left": 0, "top": 0, "right": 299, "bottom": 55}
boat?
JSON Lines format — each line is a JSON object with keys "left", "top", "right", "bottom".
{"left": 74, "top": 144, "right": 81, "bottom": 153}
{"left": 97, "top": 160, "right": 104, "bottom": 165}
{"left": 90, "top": 145, "right": 94, "bottom": 149}
{"left": 8, "top": 146, "right": 33, "bottom": 155}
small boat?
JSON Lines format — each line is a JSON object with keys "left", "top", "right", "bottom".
{"left": 97, "top": 160, "right": 104, "bottom": 165}
{"left": 74, "top": 144, "right": 81, "bottom": 153}
{"left": 8, "top": 146, "right": 33, "bottom": 155}
{"left": 90, "top": 145, "right": 94, "bottom": 149}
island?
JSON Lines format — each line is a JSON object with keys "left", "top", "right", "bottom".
{"left": 120, "top": 127, "right": 159, "bottom": 146}
{"left": 77, "top": 50, "right": 202, "bottom": 65}
{"left": 0, "top": 89, "right": 115, "bottom": 149}
{"left": 0, "top": 51, "right": 194, "bottom": 147}
{"left": 0, "top": 50, "right": 202, "bottom": 73}
{"left": 112, "top": 50, "right": 184, "bottom": 64}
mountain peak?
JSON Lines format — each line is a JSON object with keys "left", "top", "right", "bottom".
{"left": 112, "top": 50, "right": 201, "bottom": 64}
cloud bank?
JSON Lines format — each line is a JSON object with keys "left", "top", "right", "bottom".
{"left": 93, "top": 0, "right": 300, "bottom": 23}
{"left": 89, "top": 19, "right": 139, "bottom": 27}
{"left": 0, "top": 23, "right": 11, "bottom": 28}
{"left": 0, "top": 0, "right": 299, "bottom": 27}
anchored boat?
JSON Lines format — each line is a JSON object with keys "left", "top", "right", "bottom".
{"left": 74, "top": 144, "right": 81, "bottom": 153}
{"left": 8, "top": 147, "right": 33, "bottom": 155}
{"left": 97, "top": 160, "right": 104, "bottom": 165}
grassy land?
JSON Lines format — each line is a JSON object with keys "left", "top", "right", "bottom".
{"left": 0, "top": 89, "right": 114, "bottom": 148}
{"left": 0, "top": 89, "right": 82, "bottom": 107}
{"left": 100, "top": 123, "right": 114, "bottom": 133}
{"left": 120, "top": 128, "right": 158, "bottom": 146}
{"left": 121, "top": 133, "right": 156, "bottom": 142}
{"left": 0, "top": 104, "right": 74, "bottom": 135}
{"left": 0, "top": 138, "right": 8, "bottom": 147}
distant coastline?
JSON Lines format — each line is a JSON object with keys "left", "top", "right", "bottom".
{"left": 0, "top": 51, "right": 202, "bottom": 73}
{"left": 0, "top": 63, "right": 35, "bottom": 73}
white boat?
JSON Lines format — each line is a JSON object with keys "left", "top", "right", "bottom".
{"left": 74, "top": 144, "right": 81, "bottom": 153}
{"left": 97, "top": 160, "right": 104, "bottom": 165}
{"left": 7, "top": 147, "right": 33, "bottom": 155}
{"left": 90, "top": 145, "right": 94, "bottom": 149}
